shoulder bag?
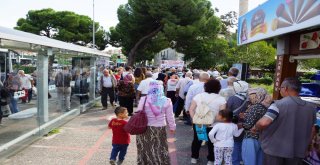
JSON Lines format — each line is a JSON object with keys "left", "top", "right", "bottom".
{"left": 124, "top": 97, "right": 148, "bottom": 135}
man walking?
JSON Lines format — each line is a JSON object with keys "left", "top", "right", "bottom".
{"left": 100, "top": 69, "right": 117, "bottom": 109}
{"left": 55, "top": 66, "right": 72, "bottom": 112}
{"left": 255, "top": 77, "right": 317, "bottom": 165}
{"left": 174, "top": 72, "right": 192, "bottom": 118}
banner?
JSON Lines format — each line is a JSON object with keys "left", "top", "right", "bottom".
{"left": 160, "top": 60, "right": 184, "bottom": 68}
{"left": 238, "top": 0, "right": 320, "bottom": 45}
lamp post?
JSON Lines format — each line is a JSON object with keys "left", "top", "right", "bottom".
{"left": 92, "top": 0, "right": 95, "bottom": 49}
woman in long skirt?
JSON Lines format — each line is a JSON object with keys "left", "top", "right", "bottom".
{"left": 135, "top": 80, "right": 176, "bottom": 165}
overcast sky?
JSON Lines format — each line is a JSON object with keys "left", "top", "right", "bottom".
{"left": 1, "top": 0, "right": 267, "bottom": 30}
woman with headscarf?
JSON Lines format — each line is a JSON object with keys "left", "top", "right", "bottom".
{"left": 241, "top": 87, "right": 272, "bottom": 165}
{"left": 226, "top": 80, "right": 249, "bottom": 165}
{"left": 136, "top": 80, "right": 176, "bottom": 165}
{"left": 117, "top": 74, "right": 135, "bottom": 116}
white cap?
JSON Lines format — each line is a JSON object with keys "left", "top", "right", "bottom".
{"left": 212, "top": 71, "right": 220, "bottom": 77}
{"left": 233, "top": 81, "right": 249, "bottom": 93}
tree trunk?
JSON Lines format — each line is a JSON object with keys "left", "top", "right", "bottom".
{"left": 127, "top": 25, "right": 163, "bottom": 66}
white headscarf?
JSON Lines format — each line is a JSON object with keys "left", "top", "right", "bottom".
{"left": 147, "top": 80, "right": 167, "bottom": 116}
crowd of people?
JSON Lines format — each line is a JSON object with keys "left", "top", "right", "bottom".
{"left": 103, "top": 65, "right": 317, "bottom": 165}
{"left": 0, "top": 65, "right": 318, "bottom": 165}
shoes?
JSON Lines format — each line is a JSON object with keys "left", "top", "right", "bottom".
{"left": 128, "top": 113, "right": 133, "bottom": 116}
{"left": 109, "top": 160, "right": 116, "bottom": 165}
{"left": 207, "top": 161, "right": 214, "bottom": 165}
{"left": 102, "top": 106, "right": 108, "bottom": 110}
{"left": 117, "top": 160, "right": 123, "bottom": 165}
{"left": 191, "top": 158, "right": 198, "bottom": 164}
{"left": 184, "top": 121, "right": 192, "bottom": 126}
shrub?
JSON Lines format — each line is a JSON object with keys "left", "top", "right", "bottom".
{"left": 250, "top": 83, "right": 274, "bottom": 94}
{"left": 247, "top": 77, "right": 273, "bottom": 85}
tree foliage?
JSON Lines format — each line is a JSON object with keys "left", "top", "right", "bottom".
{"left": 108, "top": 0, "right": 222, "bottom": 66}
{"left": 15, "top": 8, "right": 106, "bottom": 50}
{"left": 220, "top": 11, "right": 238, "bottom": 36}
{"left": 230, "top": 41, "right": 276, "bottom": 69}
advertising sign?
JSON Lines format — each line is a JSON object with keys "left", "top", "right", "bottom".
{"left": 238, "top": 0, "right": 320, "bottom": 45}
{"left": 160, "top": 60, "right": 184, "bottom": 68}
{"left": 300, "top": 30, "right": 320, "bottom": 50}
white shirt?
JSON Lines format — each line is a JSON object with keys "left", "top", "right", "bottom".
{"left": 208, "top": 123, "right": 244, "bottom": 147}
{"left": 152, "top": 72, "right": 159, "bottom": 80}
{"left": 102, "top": 76, "right": 112, "bottom": 88}
{"left": 175, "top": 77, "right": 191, "bottom": 99}
{"left": 137, "top": 78, "right": 154, "bottom": 94}
{"left": 166, "top": 79, "right": 178, "bottom": 91}
{"left": 122, "top": 71, "right": 129, "bottom": 77}
{"left": 20, "top": 74, "right": 33, "bottom": 89}
{"left": 184, "top": 82, "right": 205, "bottom": 111}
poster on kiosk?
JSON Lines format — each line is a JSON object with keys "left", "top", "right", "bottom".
{"left": 238, "top": 0, "right": 320, "bottom": 45}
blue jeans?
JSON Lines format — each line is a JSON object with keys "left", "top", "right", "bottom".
{"left": 9, "top": 93, "right": 19, "bottom": 114}
{"left": 110, "top": 144, "right": 129, "bottom": 161}
{"left": 232, "top": 141, "right": 242, "bottom": 165}
{"left": 242, "top": 138, "right": 263, "bottom": 165}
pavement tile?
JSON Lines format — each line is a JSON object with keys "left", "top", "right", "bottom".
{"left": 2, "top": 106, "right": 211, "bottom": 165}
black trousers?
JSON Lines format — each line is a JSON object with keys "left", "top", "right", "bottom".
{"left": 174, "top": 96, "right": 187, "bottom": 118}
{"left": 101, "top": 87, "right": 115, "bottom": 107}
{"left": 118, "top": 96, "right": 134, "bottom": 115}
{"left": 191, "top": 124, "right": 214, "bottom": 161}
{"left": 166, "top": 91, "right": 176, "bottom": 105}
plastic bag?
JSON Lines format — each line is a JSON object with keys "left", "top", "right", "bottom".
{"left": 195, "top": 124, "right": 208, "bottom": 141}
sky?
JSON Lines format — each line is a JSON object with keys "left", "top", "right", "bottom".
{"left": 1, "top": 0, "right": 267, "bottom": 30}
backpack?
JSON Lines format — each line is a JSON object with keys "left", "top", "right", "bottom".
{"left": 193, "top": 95, "right": 217, "bottom": 125}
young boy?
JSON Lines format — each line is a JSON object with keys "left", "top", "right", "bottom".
{"left": 108, "top": 107, "right": 130, "bottom": 165}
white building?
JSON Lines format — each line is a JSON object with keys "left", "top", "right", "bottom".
{"left": 154, "top": 48, "right": 184, "bottom": 67}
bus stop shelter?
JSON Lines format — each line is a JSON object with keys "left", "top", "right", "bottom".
{"left": 0, "top": 26, "right": 110, "bottom": 159}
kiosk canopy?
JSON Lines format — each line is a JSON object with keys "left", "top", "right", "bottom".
{"left": 238, "top": 0, "right": 320, "bottom": 45}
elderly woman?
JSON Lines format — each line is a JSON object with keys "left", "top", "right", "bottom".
{"left": 117, "top": 74, "right": 135, "bottom": 116}
{"left": 189, "top": 79, "right": 227, "bottom": 164}
{"left": 226, "top": 80, "right": 249, "bottom": 165}
{"left": 241, "top": 87, "right": 272, "bottom": 165}
{"left": 136, "top": 80, "right": 176, "bottom": 165}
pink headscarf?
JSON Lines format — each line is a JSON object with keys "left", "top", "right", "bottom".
{"left": 123, "top": 74, "right": 133, "bottom": 85}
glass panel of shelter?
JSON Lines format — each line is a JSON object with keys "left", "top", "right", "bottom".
{"left": 0, "top": 40, "right": 39, "bottom": 148}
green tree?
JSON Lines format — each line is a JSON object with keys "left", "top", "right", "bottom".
{"left": 110, "top": 54, "right": 118, "bottom": 63}
{"left": 220, "top": 11, "right": 238, "bottom": 37}
{"left": 108, "top": 0, "right": 221, "bottom": 66}
{"left": 231, "top": 41, "right": 276, "bottom": 69}
{"left": 15, "top": 8, "right": 106, "bottom": 50}
{"left": 299, "top": 59, "right": 320, "bottom": 70}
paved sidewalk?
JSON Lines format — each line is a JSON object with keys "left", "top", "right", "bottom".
{"left": 2, "top": 106, "right": 209, "bottom": 165}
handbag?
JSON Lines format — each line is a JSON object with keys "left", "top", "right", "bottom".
{"left": 123, "top": 97, "right": 148, "bottom": 135}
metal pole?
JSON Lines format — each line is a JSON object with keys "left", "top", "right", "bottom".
{"left": 93, "top": 0, "right": 95, "bottom": 49}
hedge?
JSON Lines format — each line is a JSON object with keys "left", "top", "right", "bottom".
{"left": 246, "top": 77, "right": 273, "bottom": 85}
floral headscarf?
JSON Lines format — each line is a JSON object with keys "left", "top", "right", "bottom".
{"left": 248, "top": 87, "right": 272, "bottom": 107}
{"left": 147, "top": 80, "right": 167, "bottom": 116}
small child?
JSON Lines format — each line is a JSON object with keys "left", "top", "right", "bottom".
{"left": 108, "top": 107, "right": 130, "bottom": 165}
{"left": 209, "top": 110, "right": 244, "bottom": 165}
